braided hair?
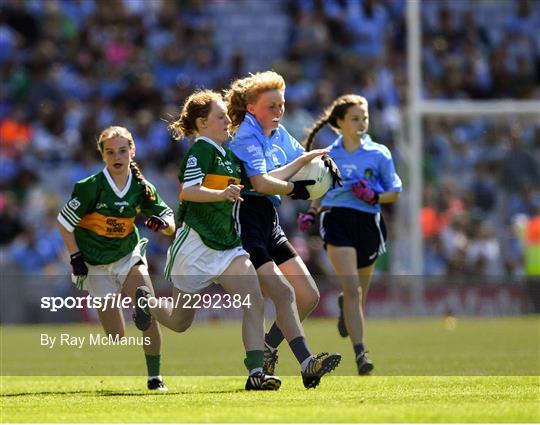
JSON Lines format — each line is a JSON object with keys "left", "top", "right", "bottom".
{"left": 224, "top": 71, "right": 285, "bottom": 135}
{"left": 305, "top": 95, "right": 368, "bottom": 151}
{"left": 169, "top": 89, "right": 223, "bottom": 140}
{"left": 97, "top": 126, "right": 155, "bottom": 201}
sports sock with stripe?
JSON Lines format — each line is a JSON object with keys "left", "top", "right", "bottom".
{"left": 244, "top": 350, "right": 264, "bottom": 375}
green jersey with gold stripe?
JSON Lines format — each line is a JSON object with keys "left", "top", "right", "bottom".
{"left": 58, "top": 167, "right": 173, "bottom": 265}
{"left": 177, "top": 137, "right": 242, "bottom": 250}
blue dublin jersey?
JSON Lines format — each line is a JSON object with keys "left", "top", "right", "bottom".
{"left": 229, "top": 113, "right": 304, "bottom": 206}
{"left": 321, "top": 134, "right": 402, "bottom": 214}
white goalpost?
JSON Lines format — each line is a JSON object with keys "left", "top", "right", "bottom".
{"left": 401, "top": 0, "right": 539, "bottom": 313}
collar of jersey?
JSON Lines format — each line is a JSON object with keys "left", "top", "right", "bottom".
{"left": 195, "top": 136, "right": 226, "bottom": 156}
{"left": 244, "top": 112, "right": 276, "bottom": 139}
{"left": 335, "top": 133, "right": 373, "bottom": 151}
{"left": 103, "top": 166, "right": 132, "bottom": 198}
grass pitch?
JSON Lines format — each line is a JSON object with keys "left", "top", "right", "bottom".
{"left": 1, "top": 316, "right": 539, "bottom": 423}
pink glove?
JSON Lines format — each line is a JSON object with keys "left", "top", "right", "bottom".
{"left": 297, "top": 212, "right": 316, "bottom": 232}
{"left": 352, "top": 179, "right": 379, "bottom": 205}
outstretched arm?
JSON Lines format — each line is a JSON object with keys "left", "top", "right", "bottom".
{"left": 268, "top": 149, "right": 328, "bottom": 181}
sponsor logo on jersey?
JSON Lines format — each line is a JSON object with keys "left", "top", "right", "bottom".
{"left": 187, "top": 156, "right": 197, "bottom": 167}
{"left": 364, "top": 168, "right": 373, "bottom": 179}
{"left": 268, "top": 144, "right": 287, "bottom": 167}
{"left": 246, "top": 145, "right": 263, "bottom": 156}
{"left": 96, "top": 203, "right": 108, "bottom": 209}
{"left": 106, "top": 218, "right": 126, "bottom": 235}
{"left": 68, "top": 198, "right": 81, "bottom": 210}
{"left": 78, "top": 212, "right": 135, "bottom": 238}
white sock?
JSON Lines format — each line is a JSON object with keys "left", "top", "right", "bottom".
{"left": 148, "top": 375, "right": 162, "bottom": 381}
{"left": 249, "top": 367, "right": 263, "bottom": 375}
{"left": 300, "top": 356, "right": 314, "bottom": 372}
{"left": 265, "top": 342, "right": 277, "bottom": 353}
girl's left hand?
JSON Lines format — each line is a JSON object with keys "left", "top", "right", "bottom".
{"left": 145, "top": 215, "right": 169, "bottom": 232}
{"left": 352, "top": 179, "right": 379, "bottom": 205}
{"left": 302, "top": 149, "right": 329, "bottom": 163}
{"left": 321, "top": 155, "right": 343, "bottom": 188}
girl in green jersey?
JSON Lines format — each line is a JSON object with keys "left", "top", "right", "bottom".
{"left": 135, "top": 90, "right": 281, "bottom": 391}
{"left": 57, "top": 126, "right": 175, "bottom": 391}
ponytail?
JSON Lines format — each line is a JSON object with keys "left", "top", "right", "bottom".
{"left": 130, "top": 161, "right": 155, "bottom": 201}
{"left": 305, "top": 116, "right": 330, "bottom": 151}
{"left": 169, "top": 89, "right": 222, "bottom": 140}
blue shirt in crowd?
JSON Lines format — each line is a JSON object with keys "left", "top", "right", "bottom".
{"left": 322, "top": 134, "right": 402, "bottom": 214}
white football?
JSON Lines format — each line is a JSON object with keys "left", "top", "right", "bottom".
{"left": 291, "top": 157, "right": 332, "bottom": 200}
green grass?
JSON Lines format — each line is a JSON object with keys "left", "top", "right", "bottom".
{"left": 1, "top": 376, "right": 538, "bottom": 423}
{"left": 1, "top": 317, "right": 539, "bottom": 422}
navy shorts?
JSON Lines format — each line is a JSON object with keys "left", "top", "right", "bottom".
{"left": 320, "top": 207, "right": 387, "bottom": 268}
{"left": 235, "top": 195, "right": 298, "bottom": 270}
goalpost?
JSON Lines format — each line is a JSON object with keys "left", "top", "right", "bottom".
{"left": 401, "top": 0, "right": 539, "bottom": 313}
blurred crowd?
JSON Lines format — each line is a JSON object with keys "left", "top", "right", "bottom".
{"left": 1, "top": 0, "right": 539, "bottom": 291}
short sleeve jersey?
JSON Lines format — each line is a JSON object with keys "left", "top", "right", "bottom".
{"left": 58, "top": 168, "right": 173, "bottom": 265}
{"left": 228, "top": 113, "right": 304, "bottom": 206}
{"left": 321, "top": 134, "right": 402, "bottom": 214}
{"left": 177, "top": 137, "right": 242, "bottom": 250}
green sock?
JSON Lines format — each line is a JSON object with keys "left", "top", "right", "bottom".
{"left": 145, "top": 354, "right": 161, "bottom": 377}
{"left": 244, "top": 350, "right": 264, "bottom": 374}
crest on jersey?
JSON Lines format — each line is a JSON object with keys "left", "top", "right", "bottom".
{"left": 364, "top": 168, "right": 373, "bottom": 179}
{"left": 68, "top": 198, "right": 81, "bottom": 210}
{"left": 187, "top": 156, "right": 197, "bottom": 167}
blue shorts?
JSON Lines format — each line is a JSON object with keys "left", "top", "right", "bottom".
{"left": 235, "top": 195, "right": 297, "bottom": 269}
{"left": 320, "top": 207, "right": 387, "bottom": 268}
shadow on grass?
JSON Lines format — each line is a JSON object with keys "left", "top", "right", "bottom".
{"left": 1, "top": 388, "right": 246, "bottom": 398}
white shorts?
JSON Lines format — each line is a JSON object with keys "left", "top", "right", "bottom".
{"left": 164, "top": 225, "right": 249, "bottom": 293}
{"left": 84, "top": 238, "right": 148, "bottom": 298}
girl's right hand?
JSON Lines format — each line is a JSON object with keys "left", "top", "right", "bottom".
{"left": 221, "top": 184, "right": 244, "bottom": 202}
{"left": 70, "top": 251, "right": 88, "bottom": 290}
{"left": 302, "top": 149, "right": 329, "bottom": 164}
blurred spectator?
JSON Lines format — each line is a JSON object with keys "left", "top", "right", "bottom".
{"left": 0, "top": 0, "right": 538, "bottom": 294}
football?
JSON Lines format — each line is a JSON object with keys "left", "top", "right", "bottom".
{"left": 291, "top": 157, "right": 332, "bottom": 200}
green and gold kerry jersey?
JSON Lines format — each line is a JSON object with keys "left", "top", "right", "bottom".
{"left": 177, "top": 137, "right": 242, "bottom": 250}
{"left": 58, "top": 168, "right": 173, "bottom": 265}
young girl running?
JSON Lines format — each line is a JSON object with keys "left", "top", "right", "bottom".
{"left": 135, "top": 90, "right": 280, "bottom": 390}
{"left": 57, "top": 126, "right": 175, "bottom": 391}
{"left": 298, "top": 95, "right": 402, "bottom": 374}
{"left": 225, "top": 71, "right": 343, "bottom": 388}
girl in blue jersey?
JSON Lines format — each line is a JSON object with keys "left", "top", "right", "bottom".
{"left": 225, "top": 71, "right": 343, "bottom": 388}
{"left": 299, "top": 95, "right": 402, "bottom": 375}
